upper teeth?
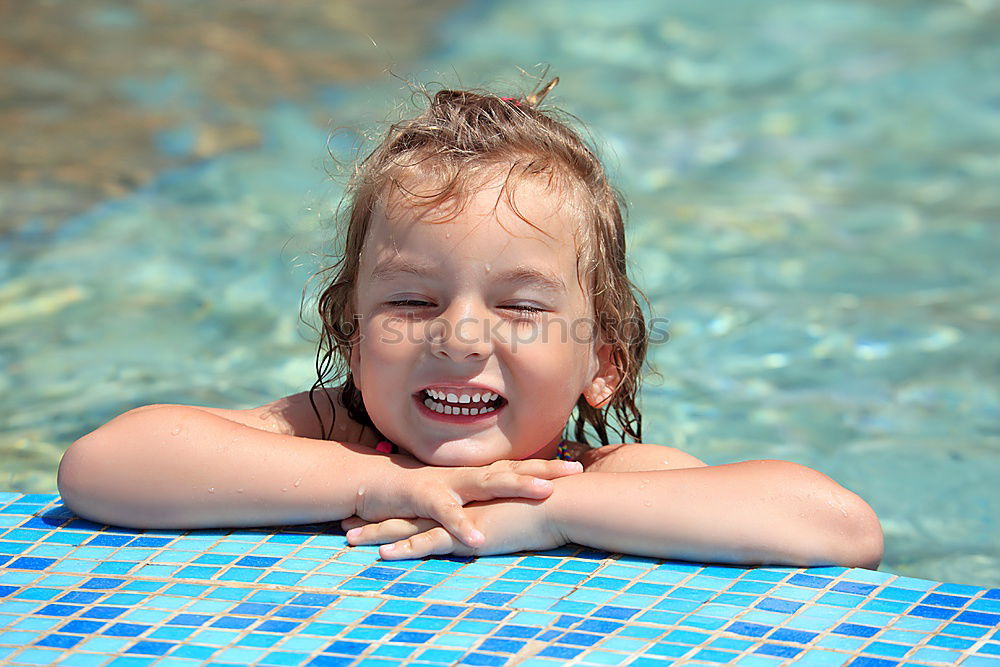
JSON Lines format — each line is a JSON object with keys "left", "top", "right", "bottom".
{"left": 425, "top": 389, "right": 497, "bottom": 403}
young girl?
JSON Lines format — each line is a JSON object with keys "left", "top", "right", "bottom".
{"left": 57, "top": 81, "right": 883, "bottom": 568}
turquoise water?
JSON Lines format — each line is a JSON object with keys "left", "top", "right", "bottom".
{"left": 2, "top": 0, "right": 998, "bottom": 586}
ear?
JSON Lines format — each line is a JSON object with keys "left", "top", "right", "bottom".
{"left": 582, "top": 342, "right": 621, "bottom": 409}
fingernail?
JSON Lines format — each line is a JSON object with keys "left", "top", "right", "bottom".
{"left": 469, "top": 529, "right": 485, "bottom": 544}
{"left": 563, "top": 460, "right": 583, "bottom": 470}
{"left": 346, "top": 528, "right": 360, "bottom": 539}
{"left": 533, "top": 479, "right": 553, "bottom": 490}
{"left": 382, "top": 543, "right": 395, "bottom": 552}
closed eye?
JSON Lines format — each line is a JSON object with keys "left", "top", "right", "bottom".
{"left": 386, "top": 299, "right": 434, "bottom": 308}
{"left": 500, "top": 304, "right": 546, "bottom": 320}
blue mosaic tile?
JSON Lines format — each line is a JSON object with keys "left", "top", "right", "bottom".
{"left": 0, "top": 494, "right": 997, "bottom": 665}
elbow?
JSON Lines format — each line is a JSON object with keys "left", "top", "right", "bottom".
{"left": 767, "top": 461, "right": 883, "bottom": 569}
{"left": 834, "top": 491, "right": 884, "bottom": 570}
{"left": 58, "top": 431, "right": 110, "bottom": 524}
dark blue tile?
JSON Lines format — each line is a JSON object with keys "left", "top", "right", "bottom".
{"left": 383, "top": 583, "right": 429, "bottom": 598}
{"left": 363, "top": 614, "right": 408, "bottom": 627}
{"left": 832, "top": 581, "right": 878, "bottom": 595}
{"left": 983, "top": 589, "right": 1000, "bottom": 600}
{"left": 575, "top": 549, "right": 611, "bottom": 560}
{"left": 832, "top": 623, "right": 879, "bottom": 638}
{"left": 769, "top": 628, "right": 818, "bottom": 643}
{"left": 537, "top": 645, "right": 582, "bottom": 659}
{"left": 956, "top": 611, "right": 1000, "bottom": 626}
{"left": 291, "top": 593, "right": 339, "bottom": 607}
{"left": 257, "top": 620, "right": 300, "bottom": 633}
{"left": 478, "top": 638, "right": 525, "bottom": 653}
{"left": 80, "top": 606, "right": 126, "bottom": 619}
{"left": 755, "top": 643, "right": 803, "bottom": 658}
{"left": 167, "top": 614, "right": 213, "bottom": 626}
{"left": 212, "top": 616, "right": 256, "bottom": 629}
{"left": 80, "top": 577, "right": 126, "bottom": 590}
{"left": 577, "top": 619, "right": 623, "bottom": 633}
{"left": 908, "top": 605, "right": 959, "bottom": 620}
{"left": 231, "top": 602, "right": 277, "bottom": 616}
{"left": 422, "top": 604, "right": 464, "bottom": 618}
{"left": 323, "top": 640, "right": 369, "bottom": 655}
{"left": 61, "top": 620, "right": 106, "bottom": 633}
{"left": 846, "top": 658, "right": 898, "bottom": 667}
{"left": 391, "top": 631, "right": 434, "bottom": 643}
{"left": 726, "top": 621, "right": 771, "bottom": 637}
{"left": 21, "top": 517, "right": 62, "bottom": 529}
{"left": 556, "top": 631, "right": 601, "bottom": 646}
{"left": 460, "top": 653, "right": 507, "bottom": 666}
{"left": 86, "top": 534, "right": 133, "bottom": 547}
{"left": 465, "top": 609, "right": 508, "bottom": 621}
{"left": 554, "top": 615, "right": 584, "bottom": 628}
{"left": 591, "top": 605, "right": 639, "bottom": 620}
{"left": 56, "top": 591, "right": 102, "bottom": 604}
{"left": 35, "top": 634, "right": 83, "bottom": 649}
{"left": 468, "top": 592, "right": 513, "bottom": 606}
{"left": 236, "top": 556, "right": 281, "bottom": 568}
{"left": 920, "top": 593, "right": 969, "bottom": 608}
{"left": 308, "top": 656, "right": 354, "bottom": 667}
{"left": 0, "top": 584, "right": 17, "bottom": 596}
{"left": 125, "top": 640, "right": 175, "bottom": 656}
{"left": 103, "top": 623, "right": 152, "bottom": 637}
{"left": 9, "top": 557, "right": 56, "bottom": 570}
{"left": 35, "top": 603, "right": 82, "bottom": 616}
{"left": 494, "top": 625, "right": 540, "bottom": 639}
{"left": 537, "top": 630, "right": 561, "bottom": 641}
{"left": 358, "top": 566, "right": 404, "bottom": 581}
{"left": 754, "top": 597, "right": 802, "bottom": 614}
{"left": 788, "top": 574, "right": 833, "bottom": 588}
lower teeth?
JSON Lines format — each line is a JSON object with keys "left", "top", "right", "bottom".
{"left": 423, "top": 398, "right": 495, "bottom": 415}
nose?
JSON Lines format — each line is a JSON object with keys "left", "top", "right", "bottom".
{"left": 427, "top": 300, "right": 492, "bottom": 361}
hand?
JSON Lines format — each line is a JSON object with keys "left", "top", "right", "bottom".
{"left": 354, "top": 458, "right": 581, "bottom": 550}
{"left": 343, "top": 497, "right": 566, "bottom": 560}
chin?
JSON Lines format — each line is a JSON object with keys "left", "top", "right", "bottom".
{"left": 411, "top": 439, "right": 505, "bottom": 467}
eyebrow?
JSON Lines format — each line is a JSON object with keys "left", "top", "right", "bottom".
{"left": 370, "top": 257, "right": 566, "bottom": 293}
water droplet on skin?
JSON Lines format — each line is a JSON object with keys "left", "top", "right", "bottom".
{"left": 281, "top": 488, "right": 287, "bottom": 493}
{"left": 484, "top": 264, "right": 491, "bottom": 272}
{"left": 171, "top": 426, "right": 181, "bottom": 435}
{"left": 643, "top": 500, "right": 652, "bottom": 507}
{"left": 237, "top": 488, "right": 244, "bottom": 494}
{"left": 293, "top": 478, "right": 301, "bottom": 487}
{"left": 207, "top": 488, "right": 215, "bottom": 494}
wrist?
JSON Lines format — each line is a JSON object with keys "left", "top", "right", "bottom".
{"left": 542, "top": 475, "right": 583, "bottom": 545}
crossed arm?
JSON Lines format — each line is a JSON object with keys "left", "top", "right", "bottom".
{"left": 58, "top": 392, "right": 883, "bottom": 569}
{"left": 343, "top": 443, "right": 885, "bottom": 569}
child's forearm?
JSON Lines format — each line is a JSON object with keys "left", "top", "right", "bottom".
{"left": 58, "top": 405, "right": 402, "bottom": 529}
{"left": 546, "top": 462, "right": 883, "bottom": 568}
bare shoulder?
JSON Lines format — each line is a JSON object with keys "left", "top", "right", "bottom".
{"left": 578, "top": 442, "right": 707, "bottom": 473}
{"left": 135, "top": 388, "right": 372, "bottom": 444}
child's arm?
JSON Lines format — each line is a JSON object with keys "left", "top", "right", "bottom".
{"left": 57, "top": 395, "right": 580, "bottom": 546}
{"left": 346, "top": 446, "right": 883, "bottom": 568}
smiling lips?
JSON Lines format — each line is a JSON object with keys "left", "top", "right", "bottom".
{"left": 419, "top": 388, "right": 506, "bottom": 417}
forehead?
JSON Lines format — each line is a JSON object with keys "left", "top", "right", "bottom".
{"left": 372, "top": 166, "right": 586, "bottom": 253}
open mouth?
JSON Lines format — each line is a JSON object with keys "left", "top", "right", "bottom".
{"left": 418, "top": 388, "right": 507, "bottom": 416}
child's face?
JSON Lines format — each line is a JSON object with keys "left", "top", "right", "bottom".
{"left": 349, "top": 170, "right": 617, "bottom": 466}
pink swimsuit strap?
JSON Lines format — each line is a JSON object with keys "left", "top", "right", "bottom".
{"left": 374, "top": 440, "right": 394, "bottom": 454}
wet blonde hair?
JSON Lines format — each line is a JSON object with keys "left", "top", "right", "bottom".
{"left": 311, "top": 82, "right": 648, "bottom": 447}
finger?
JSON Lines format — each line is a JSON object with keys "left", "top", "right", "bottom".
{"left": 346, "top": 518, "right": 431, "bottom": 546}
{"left": 428, "top": 498, "right": 485, "bottom": 549}
{"left": 501, "top": 458, "right": 583, "bottom": 479}
{"left": 379, "top": 526, "right": 461, "bottom": 561}
{"left": 460, "top": 470, "right": 561, "bottom": 502}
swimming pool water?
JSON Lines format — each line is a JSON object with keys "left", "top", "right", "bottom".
{"left": 1, "top": 0, "right": 998, "bottom": 587}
